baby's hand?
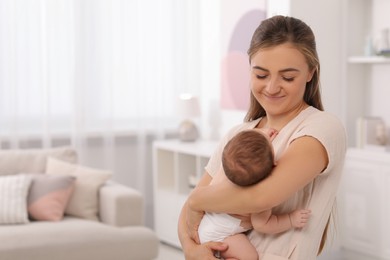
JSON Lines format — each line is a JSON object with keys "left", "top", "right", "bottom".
{"left": 289, "top": 209, "right": 311, "bottom": 228}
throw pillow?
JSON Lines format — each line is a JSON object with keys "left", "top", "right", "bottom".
{"left": 0, "top": 174, "right": 32, "bottom": 224}
{"left": 0, "top": 146, "right": 77, "bottom": 176}
{"left": 27, "top": 174, "right": 76, "bottom": 221}
{"left": 45, "top": 157, "right": 112, "bottom": 221}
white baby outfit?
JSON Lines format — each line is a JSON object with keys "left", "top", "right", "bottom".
{"left": 198, "top": 212, "right": 248, "bottom": 243}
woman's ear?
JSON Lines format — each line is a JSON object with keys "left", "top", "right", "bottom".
{"left": 307, "top": 67, "right": 316, "bottom": 82}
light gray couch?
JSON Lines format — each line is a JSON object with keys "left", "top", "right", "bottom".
{"left": 0, "top": 147, "right": 159, "bottom": 260}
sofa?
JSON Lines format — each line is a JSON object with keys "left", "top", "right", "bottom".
{"left": 0, "top": 147, "right": 159, "bottom": 260}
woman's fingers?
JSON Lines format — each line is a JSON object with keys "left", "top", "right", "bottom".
{"left": 184, "top": 241, "right": 228, "bottom": 260}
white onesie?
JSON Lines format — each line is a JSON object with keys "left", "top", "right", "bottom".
{"left": 198, "top": 212, "right": 248, "bottom": 243}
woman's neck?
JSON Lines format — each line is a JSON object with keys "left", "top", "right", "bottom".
{"left": 259, "top": 103, "right": 309, "bottom": 131}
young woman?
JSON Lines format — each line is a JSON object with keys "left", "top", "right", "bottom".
{"left": 178, "top": 15, "right": 347, "bottom": 260}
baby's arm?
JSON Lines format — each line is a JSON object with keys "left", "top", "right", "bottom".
{"left": 251, "top": 209, "right": 311, "bottom": 234}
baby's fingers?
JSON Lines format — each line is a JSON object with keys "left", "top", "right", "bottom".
{"left": 300, "top": 209, "right": 311, "bottom": 215}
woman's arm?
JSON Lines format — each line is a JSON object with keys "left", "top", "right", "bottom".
{"left": 177, "top": 172, "right": 228, "bottom": 259}
{"left": 188, "top": 136, "right": 328, "bottom": 214}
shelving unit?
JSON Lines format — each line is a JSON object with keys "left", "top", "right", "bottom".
{"left": 342, "top": 0, "right": 390, "bottom": 147}
{"left": 339, "top": 0, "right": 390, "bottom": 257}
{"left": 339, "top": 148, "right": 390, "bottom": 259}
{"left": 153, "top": 139, "right": 218, "bottom": 248}
{"left": 348, "top": 56, "right": 390, "bottom": 64}
{"left": 342, "top": 0, "right": 371, "bottom": 147}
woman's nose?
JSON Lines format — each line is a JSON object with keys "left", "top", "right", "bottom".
{"left": 265, "top": 78, "right": 281, "bottom": 94}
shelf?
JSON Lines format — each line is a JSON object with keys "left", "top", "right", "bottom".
{"left": 339, "top": 149, "right": 390, "bottom": 259}
{"left": 348, "top": 55, "right": 390, "bottom": 64}
{"left": 153, "top": 139, "right": 218, "bottom": 157}
{"left": 155, "top": 149, "right": 175, "bottom": 191}
{"left": 153, "top": 139, "right": 218, "bottom": 247}
{"left": 347, "top": 147, "right": 390, "bottom": 162}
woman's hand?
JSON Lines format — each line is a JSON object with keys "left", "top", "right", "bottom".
{"left": 184, "top": 240, "right": 228, "bottom": 260}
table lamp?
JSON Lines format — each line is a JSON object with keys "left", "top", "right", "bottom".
{"left": 177, "top": 94, "right": 201, "bottom": 142}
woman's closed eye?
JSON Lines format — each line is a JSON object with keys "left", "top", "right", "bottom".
{"left": 283, "top": 76, "right": 295, "bottom": 82}
{"left": 256, "top": 74, "right": 268, "bottom": 79}
{"left": 255, "top": 74, "right": 295, "bottom": 82}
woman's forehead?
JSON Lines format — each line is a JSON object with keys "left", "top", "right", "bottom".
{"left": 251, "top": 43, "right": 308, "bottom": 69}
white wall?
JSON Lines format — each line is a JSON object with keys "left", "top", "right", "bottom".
{"left": 199, "top": 0, "right": 251, "bottom": 141}
{"left": 290, "top": 0, "right": 344, "bottom": 117}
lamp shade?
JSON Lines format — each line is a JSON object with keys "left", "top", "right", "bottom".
{"left": 177, "top": 94, "right": 201, "bottom": 119}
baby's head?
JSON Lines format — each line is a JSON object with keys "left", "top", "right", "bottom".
{"left": 222, "top": 128, "right": 277, "bottom": 186}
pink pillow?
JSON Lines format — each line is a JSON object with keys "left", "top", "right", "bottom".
{"left": 27, "top": 174, "right": 76, "bottom": 221}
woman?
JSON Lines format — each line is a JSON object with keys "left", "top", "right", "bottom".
{"left": 178, "top": 15, "right": 347, "bottom": 260}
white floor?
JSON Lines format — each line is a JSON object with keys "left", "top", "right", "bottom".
{"left": 155, "top": 242, "right": 183, "bottom": 260}
{"left": 155, "top": 242, "right": 385, "bottom": 260}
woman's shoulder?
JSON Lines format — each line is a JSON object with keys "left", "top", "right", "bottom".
{"left": 304, "top": 107, "right": 345, "bottom": 131}
{"left": 284, "top": 107, "right": 347, "bottom": 174}
{"left": 282, "top": 106, "right": 345, "bottom": 139}
{"left": 295, "top": 107, "right": 346, "bottom": 143}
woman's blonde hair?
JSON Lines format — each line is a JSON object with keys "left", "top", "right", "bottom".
{"left": 244, "top": 15, "right": 323, "bottom": 122}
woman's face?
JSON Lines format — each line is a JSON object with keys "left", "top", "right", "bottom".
{"left": 249, "top": 42, "right": 314, "bottom": 117}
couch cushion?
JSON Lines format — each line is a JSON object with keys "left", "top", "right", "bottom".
{"left": 0, "top": 174, "right": 32, "bottom": 224}
{"left": 27, "top": 174, "right": 76, "bottom": 221}
{"left": 0, "top": 147, "right": 77, "bottom": 176}
{"left": 46, "top": 158, "right": 111, "bottom": 221}
{"left": 0, "top": 217, "right": 159, "bottom": 260}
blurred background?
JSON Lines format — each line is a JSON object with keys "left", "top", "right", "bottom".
{"left": 0, "top": 0, "right": 389, "bottom": 259}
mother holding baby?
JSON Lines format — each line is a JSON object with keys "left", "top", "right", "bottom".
{"left": 178, "top": 15, "right": 347, "bottom": 260}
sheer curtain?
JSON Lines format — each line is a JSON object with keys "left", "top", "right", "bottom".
{"left": 0, "top": 0, "right": 219, "bottom": 227}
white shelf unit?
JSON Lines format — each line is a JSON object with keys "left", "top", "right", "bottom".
{"left": 348, "top": 56, "right": 390, "bottom": 64}
{"left": 339, "top": 1, "right": 390, "bottom": 258}
{"left": 342, "top": 0, "right": 390, "bottom": 147}
{"left": 339, "top": 148, "right": 390, "bottom": 259}
{"left": 153, "top": 139, "right": 218, "bottom": 248}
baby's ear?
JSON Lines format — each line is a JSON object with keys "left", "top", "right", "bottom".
{"left": 273, "top": 160, "right": 278, "bottom": 166}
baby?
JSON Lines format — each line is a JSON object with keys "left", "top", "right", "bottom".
{"left": 198, "top": 128, "right": 311, "bottom": 260}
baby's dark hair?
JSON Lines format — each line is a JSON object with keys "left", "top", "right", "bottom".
{"left": 222, "top": 130, "right": 274, "bottom": 186}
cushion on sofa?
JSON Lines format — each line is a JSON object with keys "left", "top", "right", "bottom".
{"left": 27, "top": 174, "right": 76, "bottom": 221}
{"left": 0, "top": 174, "right": 32, "bottom": 224}
{"left": 46, "top": 158, "right": 112, "bottom": 221}
{"left": 0, "top": 147, "right": 77, "bottom": 176}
